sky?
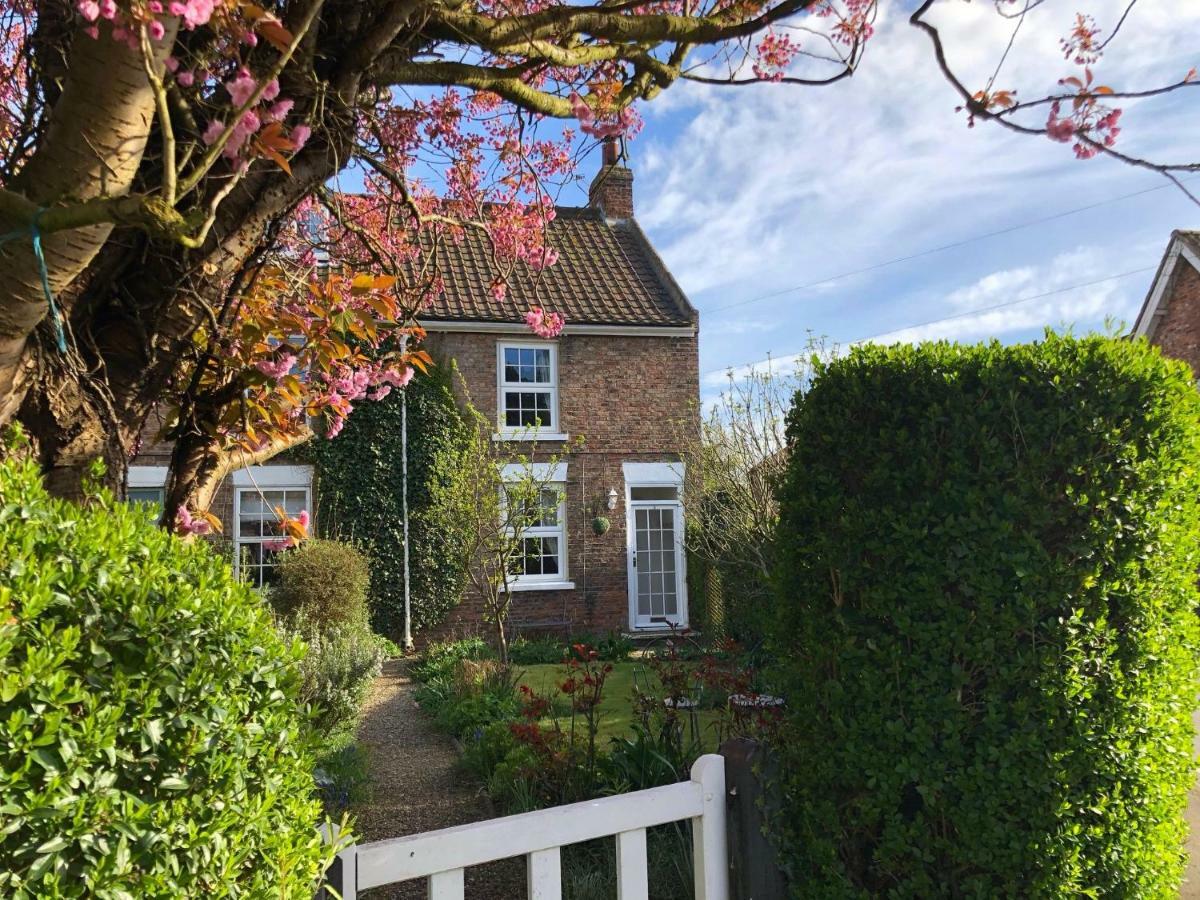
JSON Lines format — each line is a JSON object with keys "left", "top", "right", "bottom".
{"left": 554, "top": 0, "right": 1200, "bottom": 401}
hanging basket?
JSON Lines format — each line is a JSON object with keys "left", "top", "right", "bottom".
{"left": 591, "top": 515, "right": 611, "bottom": 535}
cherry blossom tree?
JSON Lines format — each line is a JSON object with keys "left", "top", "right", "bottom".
{"left": 0, "top": 0, "right": 1190, "bottom": 522}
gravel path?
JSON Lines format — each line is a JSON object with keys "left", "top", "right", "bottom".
{"left": 352, "top": 659, "right": 526, "bottom": 900}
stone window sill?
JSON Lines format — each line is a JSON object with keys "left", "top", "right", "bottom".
{"left": 501, "top": 580, "right": 576, "bottom": 593}
{"left": 493, "top": 432, "right": 570, "bottom": 442}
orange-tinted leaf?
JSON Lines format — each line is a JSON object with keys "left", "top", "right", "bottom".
{"left": 257, "top": 18, "right": 294, "bottom": 53}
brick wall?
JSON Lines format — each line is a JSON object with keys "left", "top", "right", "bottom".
{"left": 425, "top": 329, "right": 700, "bottom": 639}
{"left": 1150, "top": 260, "right": 1200, "bottom": 375}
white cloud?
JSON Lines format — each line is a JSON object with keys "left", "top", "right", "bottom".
{"left": 701, "top": 241, "right": 1161, "bottom": 388}
{"left": 635, "top": 0, "right": 1200, "bottom": 347}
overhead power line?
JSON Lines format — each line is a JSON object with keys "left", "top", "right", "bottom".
{"left": 718, "top": 264, "right": 1156, "bottom": 376}
{"left": 708, "top": 179, "right": 1186, "bottom": 316}
{"left": 850, "top": 265, "right": 1155, "bottom": 345}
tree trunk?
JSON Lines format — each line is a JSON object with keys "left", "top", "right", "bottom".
{"left": 15, "top": 140, "right": 340, "bottom": 501}
{"left": 0, "top": 20, "right": 177, "bottom": 423}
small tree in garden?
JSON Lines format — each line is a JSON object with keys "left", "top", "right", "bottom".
{"left": 680, "top": 344, "right": 821, "bottom": 641}
{"left": 430, "top": 399, "right": 575, "bottom": 664}
{"left": 772, "top": 334, "right": 1200, "bottom": 898}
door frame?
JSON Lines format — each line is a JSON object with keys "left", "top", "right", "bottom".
{"left": 622, "top": 461, "right": 688, "bottom": 632}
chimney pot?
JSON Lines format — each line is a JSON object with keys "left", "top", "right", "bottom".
{"left": 602, "top": 137, "right": 619, "bottom": 167}
{"left": 588, "top": 139, "right": 634, "bottom": 220}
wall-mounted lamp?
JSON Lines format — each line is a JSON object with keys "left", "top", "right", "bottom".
{"left": 606, "top": 487, "right": 619, "bottom": 510}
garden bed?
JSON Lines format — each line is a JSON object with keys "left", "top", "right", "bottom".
{"left": 515, "top": 662, "right": 723, "bottom": 750}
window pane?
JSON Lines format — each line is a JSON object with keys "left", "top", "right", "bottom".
{"left": 630, "top": 486, "right": 678, "bottom": 501}
{"left": 238, "top": 518, "right": 263, "bottom": 538}
{"left": 523, "top": 537, "right": 542, "bottom": 575}
{"left": 501, "top": 346, "right": 553, "bottom": 385}
{"left": 539, "top": 489, "right": 559, "bottom": 526}
{"left": 127, "top": 487, "right": 164, "bottom": 507}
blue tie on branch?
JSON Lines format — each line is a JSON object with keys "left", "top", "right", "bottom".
{"left": 0, "top": 208, "right": 68, "bottom": 354}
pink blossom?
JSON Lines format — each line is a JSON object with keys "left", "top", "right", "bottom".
{"left": 99, "top": 0, "right": 117, "bottom": 19}
{"left": 490, "top": 280, "right": 507, "bottom": 303}
{"left": 202, "top": 119, "right": 225, "bottom": 146}
{"left": 84, "top": 25, "right": 99, "bottom": 39}
{"left": 164, "top": 55, "right": 179, "bottom": 73}
{"left": 525, "top": 306, "right": 565, "bottom": 339}
{"left": 255, "top": 353, "right": 295, "bottom": 380}
{"left": 262, "top": 79, "right": 280, "bottom": 101}
{"left": 267, "top": 99, "right": 294, "bottom": 122}
{"left": 177, "top": 70, "right": 195, "bottom": 87}
{"left": 148, "top": 19, "right": 165, "bottom": 41}
{"left": 176, "top": 505, "right": 211, "bottom": 536}
{"left": 234, "top": 109, "right": 262, "bottom": 138}
{"left": 242, "top": 31, "right": 258, "bottom": 47}
{"left": 263, "top": 538, "right": 290, "bottom": 552}
{"left": 1045, "top": 103, "right": 1075, "bottom": 143}
{"left": 225, "top": 69, "right": 258, "bottom": 108}
{"left": 168, "top": 0, "right": 215, "bottom": 29}
{"left": 290, "top": 124, "right": 311, "bottom": 150}
{"left": 77, "top": 1, "right": 100, "bottom": 22}
{"left": 297, "top": 510, "right": 310, "bottom": 530}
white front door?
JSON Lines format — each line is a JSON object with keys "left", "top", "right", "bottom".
{"left": 629, "top": 502, "right": 686, "bottom": 629}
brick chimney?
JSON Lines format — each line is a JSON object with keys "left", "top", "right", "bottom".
{"left": 588, "top": 138, "right": 634, "bottom": 220}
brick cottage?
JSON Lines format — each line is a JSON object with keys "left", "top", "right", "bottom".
{"left": 127, "top": 143, "right": 701, "bottom": 637}
{"left": 1132, "top": 230, "right": 1200, "bottom": 372}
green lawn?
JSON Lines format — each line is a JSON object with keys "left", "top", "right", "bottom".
{"left": 515, "top": 661, "right": 722, "bottom": 749}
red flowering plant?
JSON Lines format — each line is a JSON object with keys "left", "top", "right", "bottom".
{"left": 506, "top": 642, "right": 614, "bottom": 803}
{"left": 558, "top": 643, "right": 614, "bottom": 777}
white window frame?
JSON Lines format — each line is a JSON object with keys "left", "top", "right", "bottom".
{"left": 232, "top": 465, "right": 313, "bottom": 589}
{"left": 501, "top": 462, "right": 573, "bottom": 591}
{"left": 496, "top": 341, "right": 566, "bottom": 441}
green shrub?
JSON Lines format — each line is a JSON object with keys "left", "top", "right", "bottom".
{"left": 460, "top": 720, "right": 521, "bottom": 782}
{"left": 772, "top": 335, "right": 1200, "bottom": 898}
{"left": 273, "top": 539, "right": 371, "bottom": 629}
{"left": 0, "top": 445, "right": 333, "bottom": 898}
{"left": 507, "top": 632, "right": 633, "bottom": 666}
{"left": 431, "top": 661, "right": 521, "bottom": 738}
{"left": 509, "top": 635, "right": 568, "bottom": 665}
{"left": 412, "top": 637, "right": 493, "bottom": 683}
{"left": 284, "top": 613, "right": 384, "bottom": 733}
{"left": 305, "top": 363, "right": 471, "bottom": 637}
{"left": 314, "top": 730, "right": 372, "bottom": 816}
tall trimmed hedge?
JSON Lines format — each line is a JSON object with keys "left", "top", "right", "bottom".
{"left": 306, "top": 363, "right": 470, "bottom": 638}
{"left": 772, "top": 335, "right": 1200, "bottom": 898}
{"left": 0, "top": 441, "right": 332, "bottom": 898}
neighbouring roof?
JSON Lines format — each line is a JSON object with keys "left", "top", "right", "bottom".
{"left": 1132, "top": 230, "right": 1200, "bottom": 340}
{"left": 420, "top": 206, "right": 697, "bottom": 328}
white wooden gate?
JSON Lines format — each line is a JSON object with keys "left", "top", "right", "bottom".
{"left": 321, "top": 754, "right": 728, "bottom": 900}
